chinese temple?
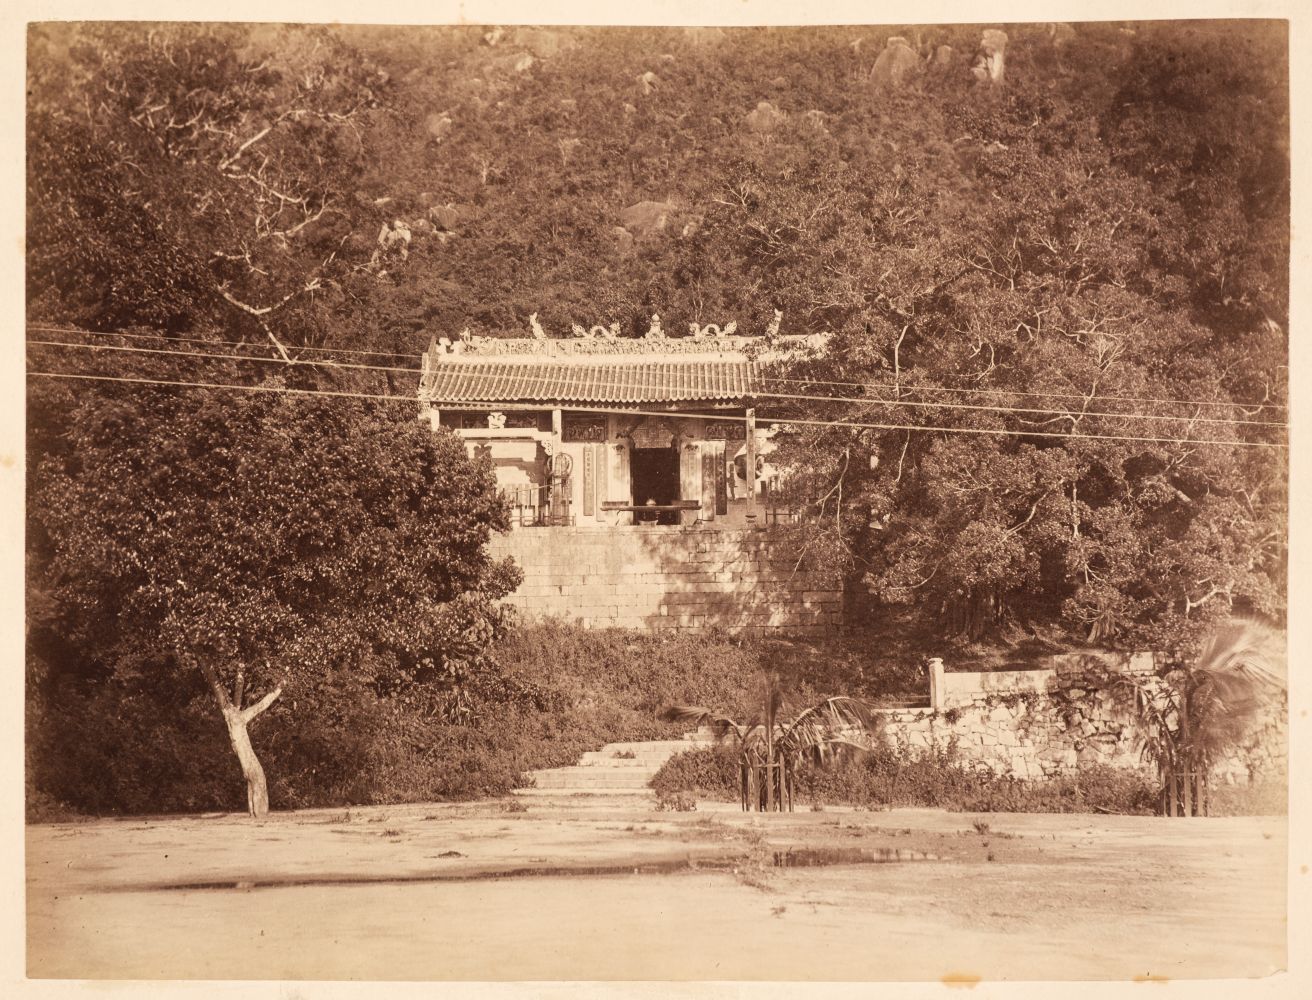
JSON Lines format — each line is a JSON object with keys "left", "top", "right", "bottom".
{"left": 417, "top": 323, "right": 802, "bottom": 529}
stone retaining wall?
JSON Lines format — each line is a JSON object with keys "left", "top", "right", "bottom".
{"left": 489, "top": 526, "right": 841, "bottom": 632}
{"left": 883, "top": 651, "right": 1285, "bottom": 783}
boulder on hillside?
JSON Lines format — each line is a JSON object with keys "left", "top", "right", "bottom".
{"left": 612, "top": 226, "right": 635, "bottom": 254}
{"left": 972, "top": 29, "right": 1008, "bottom": 84}
{"left": 932, "top": 44, "right": 954, "bottom": 67}
{"left": 424, "top": 112, "right": 453, "bottom": 142}
{"left": 871, "top": 36, "right": 921, "bottom": 87}
{"left": 619, "top": 201, "right": 676, "bottom": 239}
{"left": 428, "top": 203, "right": 469, "bottom": 232}
{"left": 637, "top": 71, "right": 659, "bottom": 95}
{"left": 743, "top": 101, "right": 787, "bottom": 133}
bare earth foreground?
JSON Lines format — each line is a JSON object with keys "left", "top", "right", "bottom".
{"left": 27, "top": 798, "right": 1286, "bottom": 982}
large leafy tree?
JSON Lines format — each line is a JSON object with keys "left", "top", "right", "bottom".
{"left": 744, "top": 22, "right": 1288, "bottom": 646}
{"left": 28, "top": 373, "right": 518, "bottom": 816}
{"left": 28, "top": 23, "right": 389, "bottom": 341}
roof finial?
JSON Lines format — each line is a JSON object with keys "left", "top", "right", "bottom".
{"left": 529, "top": 312, "right": 547, "bottom": 339}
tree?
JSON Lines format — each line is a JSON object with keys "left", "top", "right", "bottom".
{"left": 1123, "top": 619, "right": 1284, "bottom": 816}
{"left": 751, "top": 22, "right": 1287, "bottom": 645}
{"left": 28, "top": 23, "right": 389, "bottom": 342}
{"left": 661, "top": 674, "right": 877, "bottom": 812}
{"left": 28, "top": 374, "right": 518, "bottom": 816}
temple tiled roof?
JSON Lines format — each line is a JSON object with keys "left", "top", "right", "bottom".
{"left": 421, "top": 358, "right": 760, "bottom": 404}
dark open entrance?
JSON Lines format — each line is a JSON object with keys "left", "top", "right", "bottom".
{"left": 630, "top": 447, "right": 681, "bottom": 525}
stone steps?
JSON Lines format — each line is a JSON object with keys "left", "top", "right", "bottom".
{"left": 513, "top": 727, "right": 723, "bottom": 799}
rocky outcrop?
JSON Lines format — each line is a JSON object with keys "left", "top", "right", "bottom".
{"left": 871, "top": 36, "right": 921, "bottom": 87}
{"left": 424, "top": 111, "right": 452, "bottom": 142}
{"left": 972, "top": 29, "right": 1008, "bottom": 85}
{"left": 743, "top": 101, "right": 787, "bottom": 134}
{"left": 428, "top": 203, "right": 467, "bottom": 232}
{"left": 619, "top": 200, "right": 676, "bottom": 239}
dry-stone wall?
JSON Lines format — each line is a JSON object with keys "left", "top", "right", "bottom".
{"left": 489, "top": 526, "right": 841, "bottom": 632}
{"left": 882, "top": 651, "right": 1285, "bottom": 784}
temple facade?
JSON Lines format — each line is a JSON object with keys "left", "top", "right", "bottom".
{"left": 416, "top": 327, "right": 841, "bottom": 633}
{"left": 418, "top": 330, "right": 786, "bottom": 529}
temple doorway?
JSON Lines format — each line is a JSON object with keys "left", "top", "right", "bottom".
{"left": 630, "top": 446, "right": 680, "bottom": 524}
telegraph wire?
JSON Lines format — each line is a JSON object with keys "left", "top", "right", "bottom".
{"left": 27, "top": 338, "right": 1290, "bottom": 431}
{"left": 26, "top": 370, "right": 1289, "bottom": 450}
{"left": 24, "top": 323, "right": 421, "bottom": 362}
{"left": 27, "top": 322, "right": 1287, "bottom": 413}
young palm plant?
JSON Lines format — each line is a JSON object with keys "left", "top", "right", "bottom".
{"left": 660, "top": 674, "right": 879, "bottom": 812}
{"left": 1126, "top": 620, "right": 1285, "bottom": 816}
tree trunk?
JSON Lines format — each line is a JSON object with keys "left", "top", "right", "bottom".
{"left": 197, "top": 659, "right": 282, "bottom": 819}
{"left": 223, "top": 708, "right": 270, "bottom": 818}
{"left": 1179, "top": 689, "right": 1193, "bottom": 818}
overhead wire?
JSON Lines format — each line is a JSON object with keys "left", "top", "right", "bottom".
{"left": 27, "top": 322, "right": 1287, "bottom": 414}
{"left": 26, "top": 370, "right": 1289, "bottom": 450}
{"left": 27, "top": 337, "right": 1290, "bottom": 431}
{"left": 24, "top": 322, "right": 422, "bottom": 362}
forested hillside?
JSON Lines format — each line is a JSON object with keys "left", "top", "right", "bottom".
{"left": 25, "top": 21, "right": 1289, "bottom": 814}
{"left": 28, "top": 23, "right": 1288, "bottom": 344}
{"left": 28, "top": 20, "right": 1288, "bottom": 642}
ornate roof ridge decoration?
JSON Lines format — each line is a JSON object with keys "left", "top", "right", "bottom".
{"left": 416, "top": 325, "right": 831, "bottom": 403}
{"left": 423, "top": 333, "right": 823, "bottom": 358}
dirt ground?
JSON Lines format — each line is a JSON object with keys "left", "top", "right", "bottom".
{"left": 26, "top": 798, "right": 1288, "bottom": 982}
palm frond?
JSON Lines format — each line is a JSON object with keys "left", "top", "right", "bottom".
{"left": 786, "top": 696, "right": 879, "bottom": 735}
{"left": 658, "top": 704, "right": 746, "bottom": 741}
{"left": 1192, "top": 619, "right": 1286, "bottom": 697}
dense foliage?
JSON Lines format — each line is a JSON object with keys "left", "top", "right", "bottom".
{"left": 25, "top": 21, "right": 1289, "bottom": 813}
{"left": 27, "top": 21, "right": 1287, "bottom": 651}
{"left": 651, "top": 737, "right": 1286, "bottom": 816}
{"left": 26, "top": 349, "right": 518, "bottom": 813}
{"left": 652, "top": 743, "right": 1159, "bottom": 816}
{"left": 27, "top": 622, "right": 817, "bottom": 816}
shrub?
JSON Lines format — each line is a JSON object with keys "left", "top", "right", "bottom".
{"left": 650, "top": 745, "right": 740, "bottom": 799}
{"left": 649, "top": 740, "right": 1162, "bottom": 816}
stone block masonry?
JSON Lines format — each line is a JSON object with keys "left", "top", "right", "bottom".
{"left": 885, "top": 651, "right": 1285, "bottom": 784}
{"left": 488, "top": 526, "right": 841, "bottom": 632}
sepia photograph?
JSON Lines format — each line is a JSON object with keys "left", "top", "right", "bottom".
{"left": 14, "top": 2, "right": 1300, "bottom": 990}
